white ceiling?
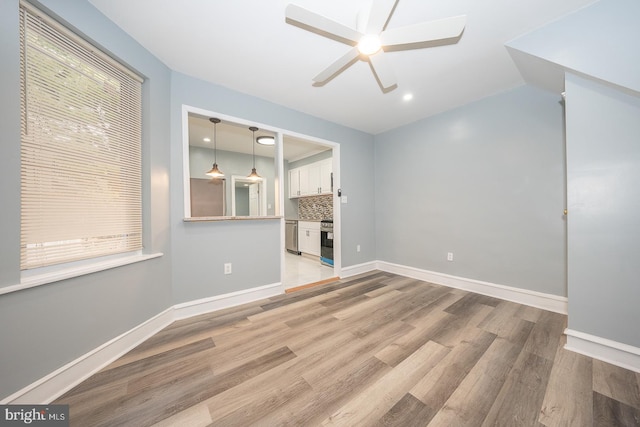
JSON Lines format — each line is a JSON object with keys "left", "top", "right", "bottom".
{"left": 89, "top": 0, "right": 596, "bottom": 135}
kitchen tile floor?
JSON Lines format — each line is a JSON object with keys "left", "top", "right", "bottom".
{"left": 283, "top": 251, "right": 335, "bottom": 289}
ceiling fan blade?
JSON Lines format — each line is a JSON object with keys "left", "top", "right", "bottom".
{"left": 380, "top": 15, "right": 466, "bottom": 48}
{"left": 286, "top": 4, "right": 362, "bottom": 44}
{"left": 313, "top": 47, "right": 360, "bottom": 84}
{"left": 365, "top": 0, "right": 398, "bottom": 34}
{"left": 368, "top": 51, "right": 397, "bottom": 90}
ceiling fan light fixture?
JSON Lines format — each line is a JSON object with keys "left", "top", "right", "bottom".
{"left": 358, "top": 34, "right": 382, "bottom": 56}
{"left": 285, "top": 2, "right": 467, "bottom": 91}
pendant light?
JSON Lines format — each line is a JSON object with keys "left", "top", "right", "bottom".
{"left": 205, "top": 118, "right": 224, "bottom": 178}
{"left": 247, "top": 126, "right": 261, "bottom": 180}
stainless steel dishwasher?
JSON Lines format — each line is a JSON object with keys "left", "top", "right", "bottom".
{"left": 285, "top": 220, "right": 300, "bottom": 255}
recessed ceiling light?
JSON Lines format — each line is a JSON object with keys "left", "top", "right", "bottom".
{"left": 403, "top": 93, "right": 413, "bottom": 101}
{"left": 203, "top": 137, "right": 211, "bottom": 142}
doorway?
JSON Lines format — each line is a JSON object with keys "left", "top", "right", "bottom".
{"left": 231, "top": 175, "right": 267, "bottom": 216}
{"left": 281, "top": 135, "right": 340, "bottom": 290}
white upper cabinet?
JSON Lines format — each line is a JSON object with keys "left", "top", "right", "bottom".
{"left": 289, "top": 158, "right": 333, "bottom": 198}
{"left": 319, "top": 158, "right": 332, "bottom": 194}
{"left": 288, "top": 169, "right": 300, "bottom": 198}
{"left": 298, "top": 166, "right": 311, "bottom": 196}
{"left": 307, "top": 162, "right": 321, "bottom": 195}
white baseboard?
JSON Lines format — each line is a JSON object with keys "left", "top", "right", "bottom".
{"left": 340, "top": 261, "right": 377, "bottom": 278}
{"left": 2, "top": 307, "right": 174, "bottom": 405}
{"left": 2, "top": 282, "right": 284, "bottom": 404}
{"left": 377, "top": 261, "right": 568, "bottom": 314}
{"left": 565, "top": 329, "right": 640, "bottom": 373}
{"left": 173, "top": 282, "right": 284, "bottom": 320}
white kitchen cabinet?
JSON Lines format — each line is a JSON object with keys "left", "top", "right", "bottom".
{"left": 288, "top": 159, "right": 333, "bottom": 198}
{"left": 307, "top": 162, "right": 321, "bottom": 195}
{"left": 298, "top": 166, "right": 310, "bottom": 196}
{"left": 319, "top": 158, "right": 332, "bottom": 194}
{"left": 298, "top": 221, "right": 320, "bottom": 256}
{"left": 289, "top": 168, "right": 301, "bottom": 198}
{"left": 289, "top": 166, "right": 311, "bottom": 198}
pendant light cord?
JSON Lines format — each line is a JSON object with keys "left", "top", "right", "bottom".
{"left": 213, "top": 121, "right": 217, "bottom": 164}
{"left": 250, "top": 126, "right": 259, "bottom": 168}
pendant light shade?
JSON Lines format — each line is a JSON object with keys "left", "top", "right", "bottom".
{"left": 248, "top": 126, "right": 261, "bottom": 180}
{"left": 247, "top": 167, "right": 261, "bottom": 180}
{"left": 206, "top": 163, "right": 224, "bottom": 178}
{"left": 205, "top": 118, "right": 224, "bottom": 178}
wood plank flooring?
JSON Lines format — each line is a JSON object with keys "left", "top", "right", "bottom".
{"left": 54, "top": 271, "right": 640, "bottom": 426}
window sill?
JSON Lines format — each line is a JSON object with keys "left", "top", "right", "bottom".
{"left": 0, "top": 252, "right": 163, "bottom": 296}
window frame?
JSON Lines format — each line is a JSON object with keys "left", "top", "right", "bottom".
{"left": 14, "top": 1, "right": 160, "bottom": 290}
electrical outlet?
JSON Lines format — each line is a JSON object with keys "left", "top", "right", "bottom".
{"left": 357, "top": 244, "right": 361, "bottom": 252}
{"left": 447, "top": 252, "right": 454, "bottom": 262}
{"left": 224, "top": 263, "right": 232, "bottom": 274}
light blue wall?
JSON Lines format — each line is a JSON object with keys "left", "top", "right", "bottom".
{"left": 0, "top": 0, "right": 21, "bottom": 288}
{"left": 375, "top": 85, "right": 566, "bottom": 296}
{"left": 170, "top": 71, "right": 375, "bottom": 304}
{"left": 0, "top": 0, "right": 172, "bottom": 399}
{"left": 565, "top": 73, "right": 640, "bottom": 347}
{"left": 235, "top": 188, "right": 250, "bottom": 216}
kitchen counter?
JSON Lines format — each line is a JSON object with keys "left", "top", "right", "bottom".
{"left": 185, "top": 215, "right": 282, "bottom": 222}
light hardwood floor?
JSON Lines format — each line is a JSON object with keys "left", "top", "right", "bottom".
{"left": 55, "top": 271, "right": 640, "bottom": 426}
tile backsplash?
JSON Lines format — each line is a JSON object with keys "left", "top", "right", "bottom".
{"left": 298, "top": 194, "right": 333, "bottom": 220}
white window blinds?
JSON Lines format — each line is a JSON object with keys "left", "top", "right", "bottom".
{"left": 20, "top": 3, "right": 143, "bottom": 270}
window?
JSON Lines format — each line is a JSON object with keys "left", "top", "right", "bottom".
{"left": 19, "top": 2, "right": 143, "bottom": 270}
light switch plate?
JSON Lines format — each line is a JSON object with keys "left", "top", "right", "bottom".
{"left": 341, "top": 196, "right": 348, "bottom": 204}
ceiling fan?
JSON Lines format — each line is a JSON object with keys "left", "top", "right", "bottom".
{"left": 285, "top": 0, "right": 466, "bottom": 92}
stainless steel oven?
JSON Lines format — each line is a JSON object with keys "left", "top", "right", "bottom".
{"left": 320, "top": 219, "right": 333, "bottom": 266}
